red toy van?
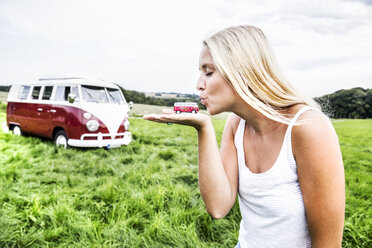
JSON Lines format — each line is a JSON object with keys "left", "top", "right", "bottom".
{"left": 173, "top": 102, "right": 199, "bottom": 114}
{"left": 6, "top": 77, "right": 132, "bottom": 148}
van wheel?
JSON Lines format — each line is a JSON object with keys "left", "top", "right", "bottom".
{"left": 176, "top": 111, "right": 181, "bottom": 114}
{"left": 55, "top": 130, "right": 68, "bottom": 148}
{"left": 192, "top": 110, "right": 196, "bottom": 114}
{"left": 13, "top": 125, "right": 22, "bottom": 136}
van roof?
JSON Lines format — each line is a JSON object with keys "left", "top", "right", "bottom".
{"left": 174, "top": 102, "right": 198, "bottom": 105}
{"left": 10, "top": 77, "right": 120, "bottom": 89}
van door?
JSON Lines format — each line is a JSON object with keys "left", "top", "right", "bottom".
{"left": 52, "top": 85, "right": 81, "bottom": 139}
{"left": 9, "top": 85, "right": 31, "bottom": 130}
{"left": 24, "top": 85, "right": 42, "bottom": 135}
{"left": 33, "top": 86, "right": 54, "bottom": 138}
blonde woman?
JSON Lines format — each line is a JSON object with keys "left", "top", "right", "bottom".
{"left": 144, "top": 25, "right": 345, "bottom": 247}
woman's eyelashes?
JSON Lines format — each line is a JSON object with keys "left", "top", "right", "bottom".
{"left": 205, "top": 71, "right": 213, "bottom": 77}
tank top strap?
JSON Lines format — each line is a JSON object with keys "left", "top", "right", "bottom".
{"left": 234, "top": 118, "right": 246, "bottom": 170}
{"left": 284, "top": 106, "right": 318, "bottom": 145}
{"left": 288, "top": 106, "right": 314, "bottom": 128}
{"left": 234, "top": 118, "right": 245, "bottom": 146}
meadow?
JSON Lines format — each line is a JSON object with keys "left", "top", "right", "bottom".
{"left": 0, "top": 104, "right": 371, "bottom": 247}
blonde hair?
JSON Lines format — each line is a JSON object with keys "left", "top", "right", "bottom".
{"left": 204, "top": 25, "right": 320, "bottom": 124}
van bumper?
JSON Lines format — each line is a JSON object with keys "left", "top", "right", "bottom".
{"left": 68, "top": 131, "right": 131, "bottom": 148}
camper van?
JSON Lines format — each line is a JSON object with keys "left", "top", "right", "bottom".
{"left": 6, "top": 77, "right": 132, "bottom": 148}
{"left": 173, "top": 102, "right": 199, "bottom": 114}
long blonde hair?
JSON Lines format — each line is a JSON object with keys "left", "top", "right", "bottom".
{"left": 204, "top": 25, "right": 320, "bottom": 124}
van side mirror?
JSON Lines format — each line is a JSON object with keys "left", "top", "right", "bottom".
{"left": 68, "top": 93, "right": 77, "bottom": 103}
{"left": 129, "top": 101, "right": 134, "bottom": 109}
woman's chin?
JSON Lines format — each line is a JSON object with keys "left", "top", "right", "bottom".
{"left": 207, "top": 107, "right": 221, "bottom": 116}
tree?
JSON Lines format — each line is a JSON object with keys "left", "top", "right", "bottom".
{"left": 315, "top": 87, "right": 371, "bottom": 119}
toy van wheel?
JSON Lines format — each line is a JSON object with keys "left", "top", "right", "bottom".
{"left": 176, "top": 111, "right": 181, "bottom": 114}
{"left": 192, "top": 110, "right": 196, "bottom": 114}
{"left": 13, "top": 125, "right": 22, "bottom": 136}
{"left": 55, "top": 130, "right": 69, "bottom": 148}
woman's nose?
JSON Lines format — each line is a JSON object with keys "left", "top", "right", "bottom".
{"left": 196, "top": 75, "right": 205, "bottom": 91}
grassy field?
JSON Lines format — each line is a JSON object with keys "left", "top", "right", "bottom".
{"left": 0, "top": 104, "right": 371, "bottom": 247}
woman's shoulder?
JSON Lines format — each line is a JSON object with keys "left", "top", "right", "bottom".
{"left": 292, "top": 107, "right": 339, "bottom": 154}
{"left": 225, "top": 113, "right": 242, "bottom": 135}
{"left": 294, "top": 107, "right": 332, "bottom": 131}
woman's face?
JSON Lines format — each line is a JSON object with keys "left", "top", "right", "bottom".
{"left": 197, "top": 45, "right": 238, "bottom": 115}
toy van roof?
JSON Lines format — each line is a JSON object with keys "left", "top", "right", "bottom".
{"left": 174, "top": 102, "right": 198, "bottom": 106}
{"left": 9, "top": 77, "right": 120, "bottom": 89}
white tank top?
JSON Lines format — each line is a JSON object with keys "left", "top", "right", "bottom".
{"left": 234, "top": 106, "right": 313, "bottom": 248}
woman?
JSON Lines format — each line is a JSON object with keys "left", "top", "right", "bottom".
{"left": 144, "top": 25, "right": 345, "bottom": 247}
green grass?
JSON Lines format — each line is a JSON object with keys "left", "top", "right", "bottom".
{"left": 0, "top": 106, "right": 239, "bottom": 247}
{"left": 333, "top": 120, "right": 372, "bottom": 248}
{"left": 0, "top": 105, "right": 371, "bottom": 247}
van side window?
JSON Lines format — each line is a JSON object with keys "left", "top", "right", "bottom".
{"left": 71, "top": 86, "right": 79, "bottom": 100}
{"left": 55, "top": 86, "right": 69, "bottom": 101}
{"left": 32, "top": 86, "right": 41, "bottom": 100}
{"left": 55, "top": 86, "right": 79, "bottom": 101}
{"left": 42, "top": 86, "right": 53, "bottom": 100}
{"left": 18, "top": 86, "right": 31, "bottom": 99}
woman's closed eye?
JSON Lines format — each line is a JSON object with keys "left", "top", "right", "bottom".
{"left": 205, "top": 72, "right": 213, "bottom": 76}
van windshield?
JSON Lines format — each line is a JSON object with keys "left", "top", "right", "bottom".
{"left": 107, "top": 88, "right": 125, "bottom": 104}
{"left": 82, "top": 85, "right": 108, "bottom": 103}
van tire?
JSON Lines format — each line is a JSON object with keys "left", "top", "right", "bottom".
{"left": 13, "top": 125, "right": 22, "bottom": 136}
{"left": 176, "top": 111, "right": 181, "bottom": 114}
{"left": 192, "top": 110, "right": 196, "bottom": 114}
{"left": 55, "top": 130, "right": 69, "bottom": 148}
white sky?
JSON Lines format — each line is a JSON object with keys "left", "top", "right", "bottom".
{"left": 0, "top": 0, "right": 371, "bottom": 97}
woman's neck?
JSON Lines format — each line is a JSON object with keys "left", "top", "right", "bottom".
{"left": 231, "top": 101, "right": 288, "bottom": 136}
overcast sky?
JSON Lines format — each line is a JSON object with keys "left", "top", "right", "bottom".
{"left": 0, "top": 0, "right": 371, "bottom": 97}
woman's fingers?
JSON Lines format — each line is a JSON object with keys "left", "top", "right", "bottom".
{"left": 162, "top": 109, "right": 173, "bottom": 114}
{"left": 143, "top": 112, "right": 210, "bottom": 130}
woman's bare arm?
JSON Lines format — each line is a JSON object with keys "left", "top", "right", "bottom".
{"left": 144, "top": 111, "right": 239, "bottom": 218}
{"left": 293, "top": 111, "right": 345, "bottom": 247}
{"left": 197, "top": 114, "right": 239, "bottom": 218}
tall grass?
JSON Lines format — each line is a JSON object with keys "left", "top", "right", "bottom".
{"left": 0, "top": 104, "right": 371, "bottom": 247}
{"left": 0, "top": 108, "right": 240, "bottom": 247}
{"left": 333, "top": 120, "right": 372, "bottom": 248}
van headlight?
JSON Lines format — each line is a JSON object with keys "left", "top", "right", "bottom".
{"left": 124, "top": 120, "right": 130, "bottom": 130}
{"left": 86, "top": 120, "right": 99, "bottom": 132}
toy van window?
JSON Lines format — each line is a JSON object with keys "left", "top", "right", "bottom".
{"left": 31, "top": 86, "right": 41, "bottom": 100}
{"left": 18, "top": 86, "right": 31, "bottom": 100}
{"left": 82, "top": 85, "right": 108, "bottom": 103}
{"left": 42, "top": 86, "right": 53, "bottom": 100}
{"left": 107, "top": 88, "right": 125, "bottom": 104}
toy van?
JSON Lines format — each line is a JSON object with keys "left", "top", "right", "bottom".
{"left": 173, "top": 102, "right": 199, "bottom": 114}
{"left": 6, "top": 77, "right": 132, "bottom": 148}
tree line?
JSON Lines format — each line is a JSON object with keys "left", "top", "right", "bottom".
{"left": 1, "top": 85, "right": 370, "bottom": 118}
{"left": 0, "top": 86, "right": 10, "bottom": 92}
{"left": 314, "top": 87, "right": 371, "bottom": 119}
{"left": 118, "top": 86, "right": 206, "bottom": 110}
{"left": 120, "top": 86, "right": 372, "bottom": 118}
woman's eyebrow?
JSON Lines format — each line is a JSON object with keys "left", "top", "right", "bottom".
{"left": 199, "top": 63, "right": 214, "bottom": 70}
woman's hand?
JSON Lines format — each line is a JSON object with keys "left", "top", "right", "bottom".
{"left": 143, "top": 109, "right": 211, "bottom": 132}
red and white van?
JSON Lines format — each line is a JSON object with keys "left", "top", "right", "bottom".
{"left": 174, "top": 102, "right": 199, "bottom": 114}
{"left": 6, "top": 77, "right": 132, "bottom": 148}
